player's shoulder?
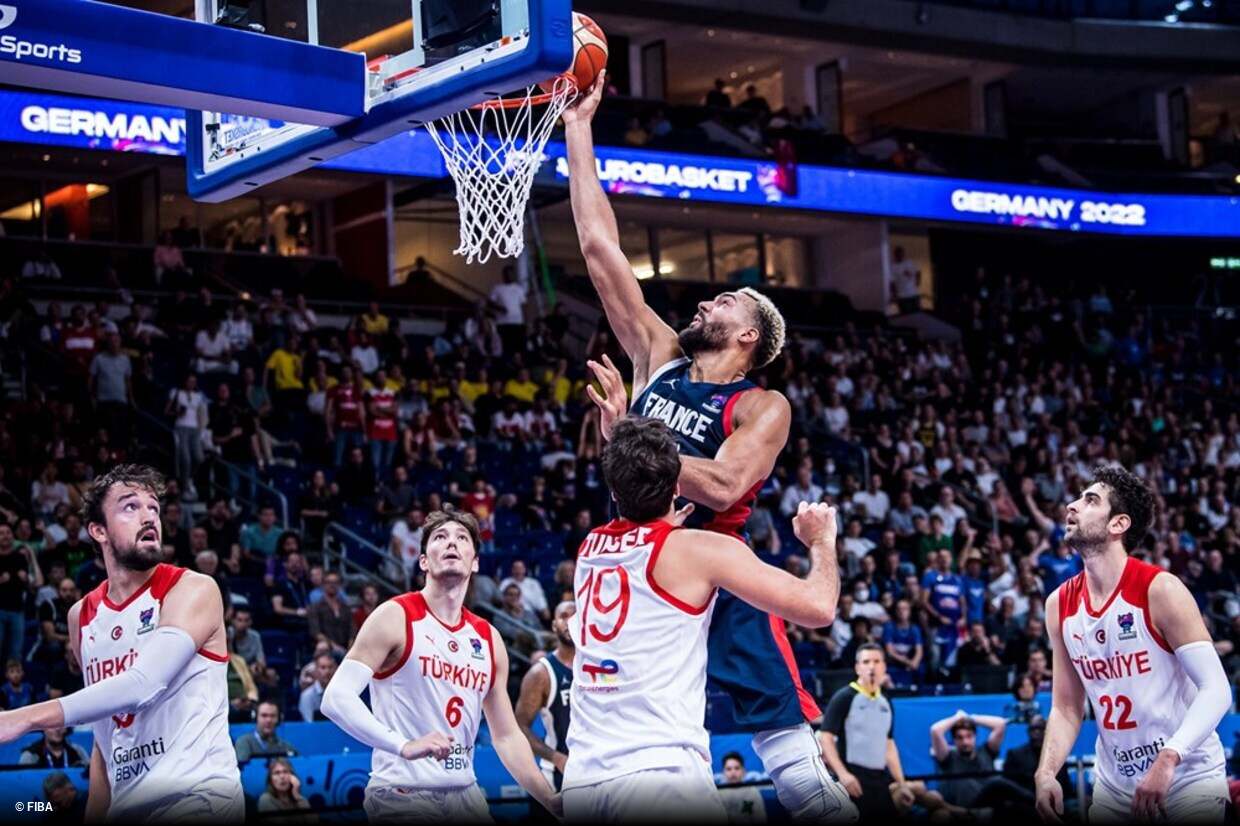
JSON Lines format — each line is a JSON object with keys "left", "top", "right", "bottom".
{"left": 734, "top": 385, "right": 789, "bottom": 418}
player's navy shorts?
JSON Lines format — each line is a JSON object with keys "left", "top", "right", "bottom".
{"left": 707, "top": 589, "right": 821, "bottom": 730}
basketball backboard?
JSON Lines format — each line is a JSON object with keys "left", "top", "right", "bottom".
{"left": 187, "top": 0, "right": 572, "bottom": 202}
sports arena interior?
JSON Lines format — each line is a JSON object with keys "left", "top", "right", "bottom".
{"left": 1, "top": 0, "right": 1240, "bottom": 821}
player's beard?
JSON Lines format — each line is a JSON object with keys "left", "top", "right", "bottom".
{"left": 677, "top": 320, "right": 730, "bottom": 359}
{"left": 554, "top": 625, "right": 573, "bottom": 649}
{"left": 111, "top": 534, "right": 163, "bottom": 572}
{"left": 1066, "top": 519, "right": 1108, "bottom": 558}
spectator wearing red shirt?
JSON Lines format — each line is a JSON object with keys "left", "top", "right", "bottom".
{"left": 460, "top": 475, "right": 497, "bottom": 554}
{"left": 327, "top": 364, "right": 366, "bottom": 466}
{"left": 365, "top": 368, "right": 399, "bottom": 477}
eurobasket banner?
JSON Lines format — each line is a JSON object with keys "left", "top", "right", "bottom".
{"left": 4, "top": 88, "right": 1240, "bottom": 239}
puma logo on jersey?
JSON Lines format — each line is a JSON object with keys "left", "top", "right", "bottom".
{"left": 419, "top": 655, "right": 488, "bottom": 692}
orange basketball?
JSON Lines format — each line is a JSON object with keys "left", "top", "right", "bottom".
{"left": 541, "top": 12, "right": 608, "bottom": 95}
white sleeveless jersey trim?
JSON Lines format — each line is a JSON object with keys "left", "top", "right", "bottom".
{"left": 367, "top": 591, "right": 496, "bottom": 792}
{"left": 1057, "top": 557, "right": 1224, "bottom": 796}
{"left": 77, "top": 564, "right": 240, "bottom": 817}
{"left": 564, "top": 519, "right": 716, "bottom": 791}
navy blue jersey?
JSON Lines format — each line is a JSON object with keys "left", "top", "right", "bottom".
{"left": 631, "top": 358, "right": 762, "bottom": 537}
{"left": 631, "top": 357, "right": 820, "bottom": 727}
{"left": 538, "top": 652, "right": 573, "bottom": 791}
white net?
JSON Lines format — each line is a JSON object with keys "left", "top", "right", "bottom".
{"left": 426, "top": 75, "right": 577, "bottom": 265}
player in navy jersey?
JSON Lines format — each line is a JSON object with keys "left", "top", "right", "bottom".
{"left": 515, "top": 601, "right": 575, "bottom": 798}
{"left": 566, "top": 74, "right": 853, "bottom": 822}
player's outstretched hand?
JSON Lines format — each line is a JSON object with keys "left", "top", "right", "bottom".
{"left": 792, "top": 501, "right": 837, "bottom": 550}
{"left": 586, "top": 354, "right": 627, "bottom": 440}
{"left": 562, "top": 70, "right": 606, "bottom": 126}
{"left": 668, "top": 502, "right": 696, "bottom": 527}
{"left": 402, "top": 732, "right": 454, "bottom": 761}
{"left": 1033, "top": 772, "right": 1064, "bottom": 824}
{"left": 1131, "top": 751, "right": 1176, "bottom": 821}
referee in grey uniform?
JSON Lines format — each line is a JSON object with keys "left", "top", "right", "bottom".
{"left": 818, "top": 643, "right": 914, "bottom": 820}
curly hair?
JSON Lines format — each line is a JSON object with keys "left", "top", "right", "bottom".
{"left": 738, "top": 287, "right": 787, "bottom": 369}
{"left": 80, "top": 464, "right": 167, "bottom": 531}
{"left": 602, "top": 417, "right": 681, "bottom": 523}
{"left": 1092, "top": 465, "right": 1155, "bottom": 552}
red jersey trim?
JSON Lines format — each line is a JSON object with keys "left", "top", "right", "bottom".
{"left": 374, "top": 592, "right": 422, "bottom": 680}
{"left": 197, "top": 648, "right": 230, "bottom": 663}
{"left": 767, "top": 613, "right": 822, "bottom": 721}
{"left": 645, "top": 524, "right": 714, "bottom": 615}
{"left": 78, "top": 585, "right": 105, "bottom": 631}
{"left": 465, "top": 612, "right": 497, "bottom": 691}
{"left": 721, "top": 387, "right": 761, "bottom": 439}
{"left": 1082, "top": 557, "right": 1136, "bottom": 619}
{"left": 1122, "top": 559, "right": 1174, "bottom": 654}
{"left": 100, "top": 563, "right": 185, "bottom": 612}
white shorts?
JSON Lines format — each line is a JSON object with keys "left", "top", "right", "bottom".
{"left": 364, "top": 784, "right": 493, "bottom": 824}
{"left": 1089, "top": 773, "right": 1228, "bottom": 824}
{"left": 563, "top": 748, "right": 727, "bottom": 824}
{"left": 109, "top": 781, "right": 245, "bottom": 824}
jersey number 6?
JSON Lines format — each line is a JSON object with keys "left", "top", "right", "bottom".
{"left": 577, "top": 566, "right": 631, "bottom": 645}
{"left": 445, "top": 696, "right": 464, "bottom": 728}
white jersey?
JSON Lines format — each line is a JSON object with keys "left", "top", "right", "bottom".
{"left": 564, "top": 519, "right": 717, "bottom": 790}
{"left": 1058, "top": 557, "right": 1225, "bottom": 797}
{"left": 367, "top": 591, "right": 497, "bottom": 792}
{"left": 78, "top": 564, "right": 242, "bottom": 820}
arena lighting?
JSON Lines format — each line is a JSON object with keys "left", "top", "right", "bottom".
{"left": 0, "top": 182, "right": 108, "bottom": 220}
{"left": 634, "top": 262, "right": 675, "bottom": 279}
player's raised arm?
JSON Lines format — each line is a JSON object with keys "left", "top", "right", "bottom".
{"left": 481, "top": 633, "right": 563, "bottom": 816}
{"left": 1035, "top": 590, "right": 1085, "bottom": 824}
{"left": 661, "top": 501, "right": 840, "bottom": 629}
{"left": 321, "top": 602, "right": 452, "bottom": 761}
{"left": 563, "top": 72, "right": 679, "bottom": 386}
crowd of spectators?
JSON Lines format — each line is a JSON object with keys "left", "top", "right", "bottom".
{"left": 0, "top": 242, "right": 1236, "bottom": 750}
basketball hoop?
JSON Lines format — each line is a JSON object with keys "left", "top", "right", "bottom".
{"left": 426, "top": 74, "right": 577, "bottom": 265}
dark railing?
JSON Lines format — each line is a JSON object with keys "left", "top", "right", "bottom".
{"left": 917, "top": 0, "right": 1240, "bottom": 22}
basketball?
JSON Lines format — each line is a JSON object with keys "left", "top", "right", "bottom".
{"left": 542, "top": 12, "right": 608, "bottom": 95}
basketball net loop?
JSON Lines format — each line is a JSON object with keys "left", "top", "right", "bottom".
{"left": 426, "top": 75, "right": 578, "bottom": 265}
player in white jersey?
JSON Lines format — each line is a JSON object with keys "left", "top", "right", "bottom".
{"left": 321, "top": 507, "right": 560, "bottom": 822}
{"left": 564, "top": 416, "right": 855, "bottom": 823}
{"left": 1035, "top": 466, "right": 1230, "bottom": 824}
{"left": 0, "top": 465, "right": 242, "bottom": 822}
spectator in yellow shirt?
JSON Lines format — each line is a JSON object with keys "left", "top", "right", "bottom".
{"left": 357, "top": 301, "right": 389, "bottom": 337}
{"left": 263, "top": 335, "right": 305, "bottom": 420}
{"left": 543, "top": 358, "right": 572, "bottom": 408}
{"left": 503, "top": 367, "right": 539, "bottom": 405}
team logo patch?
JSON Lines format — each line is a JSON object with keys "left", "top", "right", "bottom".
{"left": 469, "top": 638, "right": 484, "bottom": 660}
{"left": 702, "top": 393, "right": 728, "bottom": 414}
{"left": 581, "top": 659, "right": 620, "bottom": 684}
{"left": 1117, "top": 612, "right": 1137, "bottom": 641}
{"left": 110, "top": 626, "right": 123, "bottom": 641}
{"left": 447, "top": 639, "right": 459, "bottom": 653}
{"left": 137, "top": 607, "right": 155, "bottom": 635}
{"left": 1095, "top": 629, "right": 1106, "bottom": 645}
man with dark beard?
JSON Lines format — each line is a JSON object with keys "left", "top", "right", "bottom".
{"left": 566, "top": 77, "right": 851, "bottom": 822}
{"left": 1036, "top": 467, "right": 1229, "bottom": 824}
{"left": 0, "top": 465, "right": 243, "bottom": 822}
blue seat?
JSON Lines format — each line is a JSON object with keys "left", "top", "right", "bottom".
{"left": 229, "top": 577, "right": 268, "bottom": 620}
{"left": 525, "top": 530, "right": 566, "bottom": 556}
{"left": 263, "top": 629, "right": 302, "bottom": 665}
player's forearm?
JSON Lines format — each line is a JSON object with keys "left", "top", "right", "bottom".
{"left": 565, "top": 121, "right": 620, "bottom": 248}
{"left": 493, "top": 729, "right": 557, "bottom": 809}
{"left": 1035, "top": 706, "right": 1083, "bottom": 781}
{"left": 517, "top": 723, "right": 558, "bottom": 763}
{"left": 679, "top": 456, "right": 755, "bottom": 512}
{"left": 320, "top": 662, "right": 406, "bottom": 756}
{"left": 85, "top": 745, "right": 110, "bottom": 821}
{"left": 2, "top": 699, "right": 64, "bottom": 738}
